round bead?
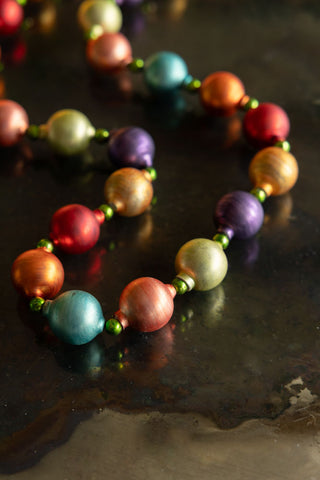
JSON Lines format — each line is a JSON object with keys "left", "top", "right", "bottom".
{"left": 249, "top": 146, "right": 299, "bottom": 196}
{"left": 29, "top": 297, "right": 45, "bottom": 312}
{"left": 171, "top": 277, "right": 188, "bottom": 295}
{"left": 243, "top": 102, "right": 290, "bottom": 148}
{"left": 36, "top": 238, "right": 54, "bottom": 252}
{"left": 104, "top": 167, "right": 153, "bottom": 217}
{"left": 105, "top": 318, "right": 122, "bottom": 335}
{"left": 212, "top": 232, "right": 230, "bottom": 250}
{"left": 144, "top": 51, "right": 188, "bottom": 94}
{"left": 11, "top": 248, "right": 64, "bottom": 299}
{"left": 43, "top": 290, "right": 105, "bottom": 345}
{"left": 175, "top": 238, "right": 228, "bottom": 291}
{"left": 127, "top": 57, "right": 144, "bottom": 72}
{"left": 46, "top": 109, "right": 95, "bottom": 156}
{"left": 0, "top": 100, "right": 29, "bottom": 146}
{"left": 86, "top": 32, "right": 132, "bottom": 73}
{"left": 77, "top": 0, "right": 122, "bottom": 35}
{"left": 108, "top": 127, "right": 155, "bottom": 169}
{"left": 50, "top": 204, "right": 101, "bottom": 254}
{"left": 0, "top": 0, "right": 23, "bottom": 36}
{"left": 200, "top": 71, "right": 245, "bottom": 116}
{"left": 115, "top": 277, "right": 176, "bottom": 332}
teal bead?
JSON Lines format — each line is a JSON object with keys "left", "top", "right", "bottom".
{"left": 43, "top": 290, "right": 105, "bottom": 345}
{"left": 144, "top": 51, "right": 188, "bottom": 94}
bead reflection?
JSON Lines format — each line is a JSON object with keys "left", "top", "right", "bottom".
{"left": 63, "top": 246, "right": 107, "bottom": 287}
{"left": 54, "top": 338, "right": 106, "bottom": 377}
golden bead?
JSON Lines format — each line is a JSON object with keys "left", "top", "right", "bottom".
{"left": 77, "top": 0, "right": 122, "bottom": 34}
{"left": 200, "top": 71, "right": 245, "bottom": 116}
{"left": 249, "top": 146, "right": 299, "bottom": 196}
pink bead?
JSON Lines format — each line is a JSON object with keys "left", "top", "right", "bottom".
{"left": 0, "top": 99, "right": 29, "bottom": 146}
{"left": 0, "top": 0, "right": 23, "bottom": 36}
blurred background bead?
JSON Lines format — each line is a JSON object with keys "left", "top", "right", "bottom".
{"left": 78, "top": 0, "right": 122, "bottom": 34}
{"left": 115, "top": 277, "right": 176, "bottom": 332}
{"left": 50, "top": 204, "right": 101, "bottom": 254}
{"left": 214, "top": 190, "right": 264, "bottom": 239}
{"left": 200, "top": 71, "right": 245, "bottom": 116}
{"left": 43, "top": 290, "right": 105, "bottom": 345}
{"left": 249, "top": 146, "right": 299, "bottom": 196}
{"left": 104, "top": 167, "right": 153, "bottom": 216}
{"left": 86, "top": 32, "right": 132, "bottom": 72}
{"left": 144, "top": 51, "right": 188, "bottom": 94}
{"left": 243, "top": 102, "right": 290, "bottom": 148}
{"left": 0, "top": 99, "right": 29, "bottom": 146}
{"left": 11, "top": 248, "right": 64, "bottom": 298}
{"left": 0, "top": 0, "right": 23, "bottom": 36}
{"left": 46, "top": 109, "right": 95, "bottom": 156}
{"left": 175, "top": 238, "right": 228, "bottom": 291}
{"left": 108, "top": 127, "right": 155, "bottom": 168}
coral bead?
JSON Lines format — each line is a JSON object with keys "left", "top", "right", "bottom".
{"left": 249, "top": 146, "right": 299, "bottom": 196}
{"left": 86, "top": 32, "right": 132, "bottom": 73}
{"left": 43, "top": 290, "right": 105, "bottom": 345}
{"left": 115, "top": 277, "right": 176, "bottom": 332}
{"left": 214, "top": 190, "right": 264, "bottom": 239}
{"left": 108, "top": 127, "right": 155, "bottom": 169}
{"left": 11, "top": 248, "right": 64, "bottom": 299}
{"left": 104, "top": 167, "right": 153, "bottom": 216}
{"left": 78, "top": 0, "right": 122, "bottom": 34}
{"left": 0, "top": 99, "right": 29, "bottom": 146}
{"left": 200, "top": 71, "right": 245, "bottom": 116}
{"left": 50, "top": 204, "right": 101, "bottom": 254}
{"left": 144, "top": 51, "right": 188, "bottom": 94}
{"left": 0, "top": 0, "right": 23, "bottom": 36}
{"left": 243, "top": 102, "right": 290, "bottom": 148}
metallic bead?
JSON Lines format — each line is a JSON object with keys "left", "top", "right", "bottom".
{"left": 171, "top": 277, "right": 188, "bottom": 295}
{"left": 27, "top": 124, "right": 41, "bottom": 140}
{"left": 104, "top": 167, "right": 153, "bottom": 217}
{"left": 145, "top": 167, "right": 157, "bottom": 181}
{"left": 94, "top": 128, "right": 110, "bottom": 143}
{"left": 200, "top": 71, "right": 245, "bottom": 116}
{"left": 0, "top": 0, "right": 24, "bottom": 36}
{"left": 183, "top": 75, "right": 201, "bottom": 92}
{"left": 97, "top": 204, "right": 115, "bottom": 221}
{"left": 0, "top": 99, "right": 29, "bottom": 147}
{"left": 43, "top": 290, "right": 105, "bottom": 345}
{"left": 127, "top": 57, "right": 144, "bottom": 72}
{"left": 77, "top": 0, "right": 122, "bottom": 35}
{"left": 175, "top": 238, "right": 228, "bottom": 291}
{"left": 144, "top": 51, "right": 188, "bottom": 94}
{"left": 11, "top": 248, "right": 64, "bottom": 299}
{"left": 86, "top": 32, "right": 132, "bottom": 73}
{"left": 241, "top": 96, "right": 259, "bottom": 111}
{"left": 108, "top": 127, "right": 155, "bottom": 169}
{"left": 250, "top": 187, "right": 267, "bottom": 203}
{"left": 36, "top": 238, "right": 54, "bottom": 252}
{"left": 212, "top": 233, "right": 230, "bottom": 250}
{"left": 249, "top": 146, "right": 299, "bottom": 196}
{"left": 105, "top": 318, "right": 122, "bottom": 335}
{"left": 29, "top": 297, "right": 45, "bottom": 312}
{"left": 46, "top": 109, "right": 95, "bottom": 156}
{"left": 274, "top": 139, "right": 291, "bottom": 152}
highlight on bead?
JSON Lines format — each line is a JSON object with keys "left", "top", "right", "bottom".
{"left": 0, "top": 99, "right": 29, "bottom": 147}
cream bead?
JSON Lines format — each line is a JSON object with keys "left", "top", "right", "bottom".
{"left": 78, "top": 0, "right": 122, "bottom": 35}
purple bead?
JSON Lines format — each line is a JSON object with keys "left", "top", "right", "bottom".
{"left": 214, "top": 191, "right": 264, "bottom": 240}
{"left": 108, "top": 127, "right": 155, "bottom": 169}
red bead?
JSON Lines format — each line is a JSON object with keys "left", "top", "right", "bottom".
{"left": 50, "top": 204, "right": 101, "bottom": 254}
{"left": 243, "top": 102, "right": 290, "bottom": 148}
{"left": 0, "top": 0, "right": 23, "bottom": 36}
{"left": 0, "top": 99, "right": 29, "bottom": 146}
{"left": 115, "top": 277, "right": 176, "bottom": 333}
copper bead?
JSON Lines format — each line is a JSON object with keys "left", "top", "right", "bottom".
{"left": 86, "top": 32, "right": 132, "bottom": 73}
{"left": 0, "top": 99, "right": 29, "bottom": 147}
{"left": 200, "top": 71, "right": 245, "bottom": 116}
{"left": 11, "top": 248, "right": 64, "bottom": 299}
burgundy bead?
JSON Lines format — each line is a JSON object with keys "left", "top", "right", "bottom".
{"left": 243, "top": 103, "right": 290, "bottom": 148}
{"left": 214, "top": 191, "right": 264, "bottom": 240}
{"left": 108, "top": 127, "right": 155, "bottom": 169}
{"left": 0, "top": 0, "right": 23, "bottom": 36}
{"left": 50, "top": 204, "right": 101, "bottom": 254}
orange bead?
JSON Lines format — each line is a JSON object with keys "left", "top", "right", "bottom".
{"left": 11, "top": 248, "right": 64, "bottom": 299}
{"left": 249, "top": 146, "right": 299, "bottom": 196}
{"left": 86, "top": 32, "right": 132, "bottom": 73}
{"left": 200, "top": 71, "right": 245, "bottom": 116}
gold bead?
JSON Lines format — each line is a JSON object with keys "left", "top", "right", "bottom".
{"left": 78, "top": 0, "right": 122, "bottom": 35}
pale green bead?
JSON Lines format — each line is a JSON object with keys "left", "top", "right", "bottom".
{"left": 46, "top": 109, "right": 96, "bottom": 156}
{"left": 78, "top": 0, "right": 122, "bottom": 35}
{"left": 175, "top": 238, "right": 228, "bottom": 291}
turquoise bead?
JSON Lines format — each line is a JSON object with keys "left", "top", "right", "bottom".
{"left": 144, "top": 51, "right": 188, "bottom": 94}
{"left": 43, "top": 290, "right": 105, "bottom": 345}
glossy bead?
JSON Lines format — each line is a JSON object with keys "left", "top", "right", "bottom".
{"left": 212, "top": 232, "right": 230, "bottom": 250}
{"left": 36, "top": 238, "right": 54, "bottom": 252}
{"left": 243, "top": 102, "right": 290, "bottom": 148}
{"left": 249, "top": 146, "right": 299, "bottom": 196}
{"left": 200, "top": 71, "right": 245, "bottom": 116}
{"left": 114, "top": 277, "right": 176, "bottom": 332}
{"left": 0, "top": 0, "right": 24, "bottom": 36}
{"left": 105, "top": 318, "right": 122, "bottom": 335}
{"left": 108, "top": 127, "right": 155, "bottom": 169}
{"left": 0, "top": 99, "right": 29, "bottom": 146}
{"left": 171, "top": 277, "right": 188, "bottom": 295}
{"left": 43, "top": 290, "right": 105, "bottom": 345}
{"left": 104, "top": 167, "right": 153, "bottom": 217}
{"left": 127, "top": 57, "right": 144, "bottom": 72}
{"left": 214, "top": 190, "right": 264, "bottom": 240}
{"left": 50, "top": 204, "right": 101, "bottom": 254}
{"left": 77, "top": 0, "right": 122, "bottom": 35}
{"left": 86, "top": 32, "right": 132, "bottom": 73}
{"left": 11, "top": 248, "right": 64, "bottom": 299}
{"left": 175, "top": 238, "right": 228, "bottom": 291}
{"left": 144, "top": 51, "right": 188, "bottom": 94}
{"left": 29, "top": 297, "right": 45, "bottom": 312}
{"left": 46, "top": 109, "right": 95, "bottom": 156}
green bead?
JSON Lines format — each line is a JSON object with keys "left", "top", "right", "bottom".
{"left": 274, "top": 140, "right": 291, "bottom": 152}
{"left": 94, "top": 129, "right": 110, "bottom": 143}
{"left": 183, "top": 77, "right": 202, "bottom": 92}
{"left": 17, "top": 0, "right": 27, "bottom": 5}
{"left": 127, "top": 58, "right": 144, "bottom": 72}
{"left": 243, "top": 97, "right": 259, "bottom": 111}
{"left": 85, "top": 24, "right": 104, "bottom": 40}
{"left": 105, "top": 318, "right": 122, "bottom": 336}
{"left": 171, "top": 277, "right": 188, "bottom": 295}
{"left": 250, "top": 187, "right": 267, "bottom": 203}
{"left": 145, "top": 167, "right": 157, "bottom": 181}
{"left": 0, "top": 62, "right": 4, "bottom": 73}
{"left": 37, "top": 239, "right": 54, "bottom": 252}
{"left": 213, "top": 233, "right": 230, "bottom": 250}
{"left": 27, "top": 125, "right": 41, "bottom": 140}
{"left": 98, "top": 204, "right": 114, "bottom": 221}
{"left": 30, "top": 297, "right": 45, "bottom": 312}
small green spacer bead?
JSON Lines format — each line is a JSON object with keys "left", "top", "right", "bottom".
{"left": 29, "top": 297, "right": 45, "bottom": 312}
{"left": 145, "top": 167, "right": 157, "bottom": 181}
{"left": 27, "top": 125, "right": 41, "bottom": 140}
{"left": 183, "top": 77, "right": 202, "bottom": 92}
{"left": 37, "top": 239, "right": 54, "bottom": 252}
{"left": 243, "top": 97, "right": 259, "bottom": 111}
{"left": 94, "top": 129, "right": 110, "bottom": 143}
{"left": 171, "top": 277, "right": 189, "bottom": 295}
{"left": 85, "top": 24, "right": 104, "bottom": 41}
{"left": 0, "top": 62, "right": 4, "bottom": 73}
{"left": 105, "top": 318, "right": 123, "bottom": 336}
{"left": 98, "top": 204, "right": 114, "bottom": 221}
{"left": 127, "top": 58, "right": 144, "bottom": 72}
{"left": 17, "top": 0, "right": 27, "bottom": 5}
{"left": 274, "top": 140, "right": 291, "bottom": 152}
{"left": 250, "top": 187, "right": 267, "bottom": 203}
{"left": 213, "top": 233, "right": 230, "bottom": 250}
